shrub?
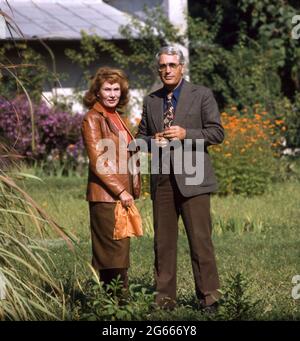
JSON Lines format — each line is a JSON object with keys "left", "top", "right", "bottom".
{"left": 79, "top": 277, "right": 155, "bottom": 321}
{"left": 0, "top": 43, "right": 58, "bottom": 103}
{"left": 210, "top": 105, "right": 284, "bottom": 196}
{"left": 272, "top": 93, "right": 300, "bottom": 149}
{"left": 0, "top": 96, "right": 86, "bottom": 175}
{"left": 217, "top": 273, "right": 260, "bottom": 320}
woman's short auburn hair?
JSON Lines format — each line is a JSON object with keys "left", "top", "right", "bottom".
{"left": 83, "top": 67, "right": 129, "bottom": 110}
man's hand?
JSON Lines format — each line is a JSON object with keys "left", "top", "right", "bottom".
{"left": 119, "top": 190, "right": 134, "bottom": 208}
{"left": 163, "top": 126, "right": 186, "bottom": 141}
{"left": 154, "top": 132, "right": 169, "bottom": 148}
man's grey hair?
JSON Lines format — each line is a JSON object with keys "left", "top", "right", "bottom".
{"left": 155, "top": 46, "right": 185, "bottom": 65}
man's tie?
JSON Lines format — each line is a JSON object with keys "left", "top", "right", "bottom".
{"left": 163, "top": 92, "right": 174, "bottom": 129}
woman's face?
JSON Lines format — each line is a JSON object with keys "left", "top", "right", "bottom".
{"left": 98, "top": 81, "right": 121, "bottom": 109}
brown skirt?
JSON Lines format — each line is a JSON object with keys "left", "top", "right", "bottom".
{"left": 89, "top": 202, "right": 130, "bottom": 270}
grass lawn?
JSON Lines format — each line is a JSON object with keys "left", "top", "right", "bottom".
{"left": 21, "top": 176, "right": 300, "bottom": 320}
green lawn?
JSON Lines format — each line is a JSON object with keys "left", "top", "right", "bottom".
{"left": 21, "top": 176, "right": 300, "bottom": 320}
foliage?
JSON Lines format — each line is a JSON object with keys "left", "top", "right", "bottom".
{"left": 187, "top": 1, "right": 300, "bottom": 148}
{"left": 216, "top": 272, "right": 260, "bottom": 320}
{"left": 78, "top": 277, "right": 155, "bottom": 321}
{"left": 188, "top": 19, "right": 282, "bottom": 108}
{"left": 202, "top": 43, "right": 267, "bottom": 106}
{"left": 189, "top": 0, "right": 300, "bottom": 95}
{"left": 0, "top": 96, "right": 87, "bottom": 176}
{"left": 0, "top": 141, "right": 76, "bottom": 320}
{"left": 272, "top": 93, "right": 300, "bottom": 148}
{"left": 65, "top": 7, "right": 183, "bottom": 93}
{"left": 0, "top": 43, "right": 57, "bottom": 103}
{"left": 212, "top": 214, "right": 265, "bottom": 235}
{"left": 237, "top": 0, "right": 300, "bottom": 96}
{"left": 210, "top": 105, "right": 284, "bottom": 196}
{"left": 118, "top": 6, "right": 184, "bottom": 90}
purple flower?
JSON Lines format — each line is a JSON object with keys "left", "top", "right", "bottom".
{"left": 0, "top": 96, "right": 86, "bottom": 166}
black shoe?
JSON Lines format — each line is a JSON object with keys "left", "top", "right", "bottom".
{"left": 199, "top": 300, "right": 219, "bottom": 314}
{"left": 156, "top": 297, "right": 176, "bottom": 311}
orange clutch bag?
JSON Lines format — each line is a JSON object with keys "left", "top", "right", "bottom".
{"left": 113, "top": 201, "right": 143, "bottom": 240}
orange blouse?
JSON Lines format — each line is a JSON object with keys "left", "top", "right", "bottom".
{"left": 107, "top": 111, "right": 132, "bottom": 145}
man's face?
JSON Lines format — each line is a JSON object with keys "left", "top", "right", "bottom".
{"left": 158, "top": 54, "right": 184, "bottom": 88}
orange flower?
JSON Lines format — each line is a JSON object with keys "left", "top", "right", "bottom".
{"left": 254, "top": 114, "right": 261, "bottom": 120}
{"left": 275, "top": 119, "right": 284, "bottom": 125}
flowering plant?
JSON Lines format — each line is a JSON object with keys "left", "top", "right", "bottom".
{"left": 0, "top": 96, "right": 87, "bottom": 175}
{"left": 210, "top": 105, "right": 285, "bottom": 196}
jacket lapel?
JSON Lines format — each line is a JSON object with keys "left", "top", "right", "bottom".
{"left": 93, "top": 102, "right": 126, "bottom": 141}
{"left": 149, "top": 89, "right": 164, "bottom": 132}
{"left": 173, "top": 80, "right": 198, "bottom": 126}
{"left": 117, "top": 113, "right": 139, "bottom": 148}
{"left": 148, "top": 81, "right": 198, "bottom": 132}
{"left": 117, "top": 113, "right": 134, "bottom": 141}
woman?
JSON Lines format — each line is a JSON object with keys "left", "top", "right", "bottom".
{"left": 82, "top": 67, "right": 140, "bottom": 291}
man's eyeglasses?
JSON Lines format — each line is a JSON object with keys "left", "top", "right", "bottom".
{"left": 158, "top": 63, "right": 182, "bottom": 72}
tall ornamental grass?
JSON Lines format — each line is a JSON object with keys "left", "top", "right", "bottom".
{"left": 0, "top": 140, "right": 75, "bottom": 320}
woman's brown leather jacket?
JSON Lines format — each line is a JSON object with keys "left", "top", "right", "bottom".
{"left": 81, "top": 102, "right": 141, "bottom": 202}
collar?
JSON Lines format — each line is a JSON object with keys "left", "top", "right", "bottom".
{"left": 92, "top": 101, "right": 134, "bottom": 141}
{"left": 92, "top": 101, "right": 118, "bottom": 118}
{"left": 163, "top": 78, "right": 184, "bottom": 100}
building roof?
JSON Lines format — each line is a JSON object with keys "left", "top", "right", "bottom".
{"left": 0, "top": 0, "right": 138, "bottom": 40}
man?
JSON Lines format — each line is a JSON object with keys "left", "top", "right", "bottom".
{"left": 136, "top": 46, "right": 224, "bottom": 311}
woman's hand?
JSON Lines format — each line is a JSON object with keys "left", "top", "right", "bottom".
{"left": 119, "top": 190, "right": 134, "bottom": 208}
